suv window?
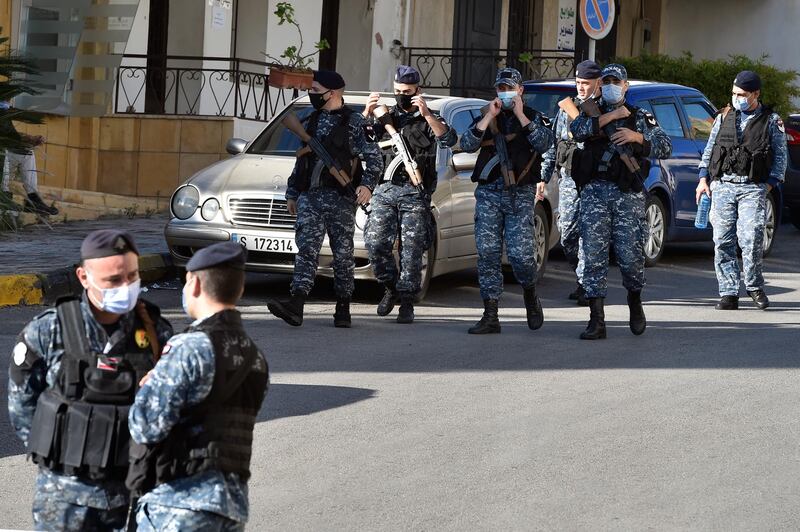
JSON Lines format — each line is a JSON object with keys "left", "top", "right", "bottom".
{"left": 449, "top": 108, "right": 479, "bottom": 136}
{"left": 523, "top": 87, "right": 576, "bottom": 119}
{"left": 649, "top": 100, "right": 685, "bottom": 138}
{"left": 682, "top": 98, "right": 716, "bottom": 140}
{"left": 248, "top": 102, "right": 366, "bottom": 155}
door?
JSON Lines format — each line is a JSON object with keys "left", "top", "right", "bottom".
{"left": 451, "top": 0, "right": 502, "bottom": 98}
{"left": 642, "top": 95, "right": 702, "bottom": 228}
{"left": 440, "top": 105, "right": 484, "bottom": 258}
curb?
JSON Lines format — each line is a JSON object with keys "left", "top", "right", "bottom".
{"left": 0, "top": 253, "right": 176, "bottom": 308}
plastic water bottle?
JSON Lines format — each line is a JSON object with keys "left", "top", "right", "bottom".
{"left": 695, "top": 193, "right": 711, "bottom": 229}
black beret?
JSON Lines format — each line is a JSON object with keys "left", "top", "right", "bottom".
{"left": 186, "top": 242, "right": 247, "bottom": 272}
{"left": 394, "top": 65, "right": 420, "bottom": 84}
{"left": 313, "top": 70, "right": 345, "bottom": 90}
{"left": 575, "top": 60, "right": 602, "bottom": 80}
{"left": 80, "top": 230, "right": 139, "bottom": 260}
{"left": 734, "top": 70, "right": 761, "bottom": 92}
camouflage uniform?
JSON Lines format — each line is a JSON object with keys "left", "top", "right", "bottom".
{"left": 570, "top": 101, "right": 672, "bottom": 299}
{"left": 699, "top": 107, "right": 787, "bottom": 296}
{"left": 7, "top": 294, "right": 172, "bottom": 531}
{"left": 285, "top": 109, "right": 382, "bottom": 299}
{"left": 364, "top": 107, "right": 456, "bottom": 295}
{"left": 129, "top": 318, "right": 267, "bottom": 531}
{"left": 460, "top": 111, "right": 555, "bottom": 300}
{"left": 542, "top": 106, "right": 582, "bottom": 273}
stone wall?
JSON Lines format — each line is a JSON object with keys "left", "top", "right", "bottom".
{"left": 17, "top": 115, "right": 234, "bottom": 200}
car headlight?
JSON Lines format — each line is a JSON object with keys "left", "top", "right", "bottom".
{"left": 201, "top": 198, "right": 220, "bottom": 221}
{"left": 171, "top": 186, "right": 199, "bottom": 220}
{"left": 355, "top": 205, "right": 369, "bottom": 231}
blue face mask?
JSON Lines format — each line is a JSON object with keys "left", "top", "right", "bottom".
{"left": 601, "top": 83, "right": 624, "bottom": 104}
{"left": 87, "top": 274, "right": 140, "bottom": 315}
{"left": 181, "top": 277, "right": 193, "bottom": 316}
{"left": 732, "top": 95, "right": 751, "bottom": 112}
{"left": 498, "top": 91, "right": 517, "bottom": 109}
{"left": 0, "top": 101, "right": 10, "bottom": 111}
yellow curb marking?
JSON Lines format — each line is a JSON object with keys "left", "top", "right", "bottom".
{"left": 0, "top": 275, "right": 44, "bottom": 307}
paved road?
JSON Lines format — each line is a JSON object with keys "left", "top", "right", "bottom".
{"left": 1, "top": 230, "right": 799, "bottom": 530}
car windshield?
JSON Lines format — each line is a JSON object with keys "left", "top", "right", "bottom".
{"left": 523, "top": 86, "right": 577, "bottom": 120}
{"left": 247, "top": 101, "right": 366, "bottom": 156}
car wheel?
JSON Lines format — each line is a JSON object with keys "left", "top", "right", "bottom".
{"left": 534, "top": 202, "right": 550, "bottom": 280}
{"left": 415, "top": 243, "right": 435, "bottom": 302}
{"left": 644, "top": 195, "right": 667, "bottom": 267}
{"left": 763, "top": 192, "right": 777, "bottom": 257}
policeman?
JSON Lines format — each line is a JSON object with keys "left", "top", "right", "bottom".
{"left": 6, "top": 229, "right": 173, "bottom": 531}
{"left": 541, "top": 60, "right": 603, "bottom": 306}
{"left": 268, "top": 70, "right": 383, "bottom": 328}
{"left": 127, "top": 242, "right": 269, "bottom": 531}
{"left": 696, "top": 70, "right": 787, "bottom": 310}
{"left": 569, "top": 63, "right": 672, "bottom": 339}
{"left": 361, "top": 65, "right": 457, "bottom": 323}
{"left": 460, "top": 67, "right": 555, "bottom": 334}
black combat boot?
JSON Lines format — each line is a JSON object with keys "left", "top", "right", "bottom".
{"left": 396, "top": 292, "right": 415, "bottom": 324}
{"left": 747, "top": 289, "right": 769, "bottom": 310}
{"left": 627, "top": 290, "right": 646, "bottom": 335}
{"left": 267, "top": 292, "right": 305, "bottom": 326}
{"left": 715, "top": 295, "right": 739, "bottom": 310}
{"left": 377, "top": 284, "right": 398, "bottom": 316}
{"left": 24, "top": 192, "right": 58, "bottom": 216}
{"left": 468, "top": 299, "right": 501, "bottom": 334}
{"left": 580, "top": 298, "right": 606, "bottom": 340}
{"left": 333, "top": 298, "right": 351, "bottom": 328}
{"left": 568, "top": 282, "right": 581, "bottom": 300}
{"left": 522, "top": 284, "right": 544, "bottom": 330}
{"left": 576, "top": 285, "right": 588, "bottom": 307}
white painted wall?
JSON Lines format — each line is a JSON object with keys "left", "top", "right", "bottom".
{"left": 368, "top": 0, "right": 407, "bottom": 92}
{"left": 662, "top": 0, "right": 800, "bottom": 91}
{"left": 335, "top": 0, "right": 374, "bottom": 90}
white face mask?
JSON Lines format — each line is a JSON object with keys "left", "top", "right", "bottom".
{"left": 732, "top": 95, "right": 751, "bottom": 112}
{"left": 87, "top": 273, "right": 141, "bottom": 315}
{"left": 498, "top": 91, "right": 517, "bottom": 109}
{"left": 601, "top": 83, "right": 624, "bottom": 104}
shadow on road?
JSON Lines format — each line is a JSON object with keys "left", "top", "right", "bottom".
{"left": 258, "top": 383, "right": 376, "bottom": 423}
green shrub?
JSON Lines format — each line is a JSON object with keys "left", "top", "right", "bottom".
{"left": 611, "top": 52, "right": 800, "bottom": 117}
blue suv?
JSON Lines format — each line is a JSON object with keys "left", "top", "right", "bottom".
{"left": 523, "top": 80, "right": 783, "bottom": 266}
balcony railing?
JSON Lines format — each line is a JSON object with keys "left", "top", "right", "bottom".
{"left": 403, "top": 47, "right": 576, "bottom": 97}
{"left": 114, "top": 55, "right": 297, "bottom": 122}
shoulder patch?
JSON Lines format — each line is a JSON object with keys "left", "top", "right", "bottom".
{"left": 13, "top": 342, "right": 27, "bottom": 365}
{"left": 540, "top": 115, "right": 552, "bottom": 128}
{"left": 776, "top": 118, "right": 785, "bottom": 133}
{"left": 642, "top": 110, "right": 658, "bottom": 127}
{"left": 161, "top": 342, "right": 172, "bottom": 355}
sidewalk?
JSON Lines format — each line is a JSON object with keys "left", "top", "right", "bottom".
{"left": 0, "top": 214, "right": 175, "bottom": 306}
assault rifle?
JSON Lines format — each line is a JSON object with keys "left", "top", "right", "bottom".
{"left": 372, "top": 104, "right": 425, "bottom": 195}
{"left": 578, "top": 98, "right": 646, "bottom": 189}
{"left": 282, "top": 112, "right": 369, "bottom": 212}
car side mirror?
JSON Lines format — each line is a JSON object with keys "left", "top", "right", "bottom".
{"left": 226, "top": 138, "right": 248, "bottom": 155}
{"left": 451, "top": 151, "right": 477, "bottom": 172}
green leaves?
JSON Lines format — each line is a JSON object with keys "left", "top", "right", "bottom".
{"left": 266, "top": 2, "right": 327, "bottom": 70}
{"left": 0, "top": 35, "right": 44, "bottom": 155}
{"left": 614, "top": 52, "right": 800, "bottom": 117}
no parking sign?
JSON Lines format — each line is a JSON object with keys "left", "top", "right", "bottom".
{"left": 579, "top": 0, "right": 616, "bottom": 40}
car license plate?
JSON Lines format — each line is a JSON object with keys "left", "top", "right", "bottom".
{"left": 232, "top": 233, "right": 295, "bottom": 253}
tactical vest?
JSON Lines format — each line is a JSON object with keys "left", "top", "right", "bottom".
{"left": 126, "top": 310, "right": 267, "bottom": 493}
{"left": 385, "top": 109, "right": 439, "bottom": 192}
{"left": 471, "top": 106, "right": 544, "bottom": 186}
{"left": 708, "top": 106, "right": 773, "bottom": 182}
{"left": 570, "top": 103, "right": 650, "bottom": 192}
{"left": 27, "top": 297, "right": 159, "bottom": 481}
{"left": 294, "top": 106, "right": 363, "bottom": 195}
{"left": 555, "top": 101, "right": 578, "bottom": 173}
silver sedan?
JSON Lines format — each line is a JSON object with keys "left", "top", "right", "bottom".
{"left": 165, "top": 92, "right": 561, "bottom": 296}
